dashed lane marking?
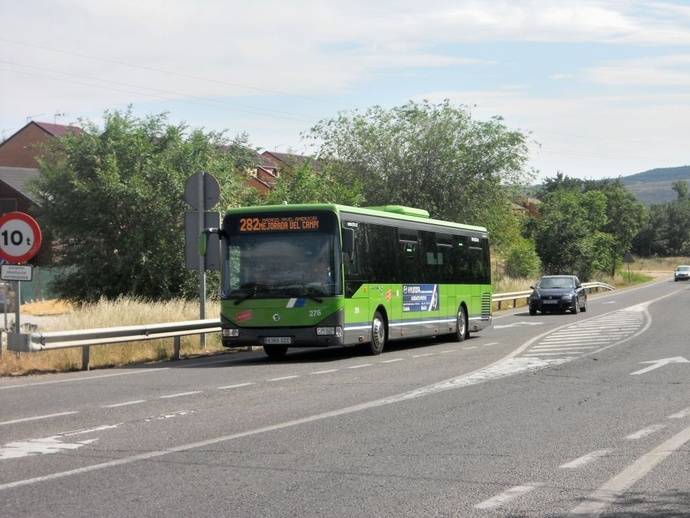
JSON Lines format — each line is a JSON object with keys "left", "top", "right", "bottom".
{"left": 669, "top": 407, "right": 690, "bottom": 419}
{"left": 484, "top": 342, "right": 498, "bottom": 346}
{"left": 380, "top": 358, "right": 405, "bottom": 362}
{"left": 625, "top": 424, "right": 666, "bottom": 440}
{"left": 0, "top": 411, "right": 79, "bottom": 427}
{"left": 560, "top": 449, "right": 611, "bottom": 469}
{"left": 310, "top": 369, "right": 338, "bottom": 375}
{"left": 475, "top": 483, "right": 544, "bottom": 510}
{"left": 0, "top": 368, "right": 169, "bottom": 391}
{"left": 159, "top": 391, "right": 202, "bottom": 399}
{"left": 267, "top": 375, "right": 300, "bottom": 382}
{"left": 412, "top": 353, "right": 435, "bottom": 358}
{"left": 462, "top": 346, "right": 477, "bottom": 350}
{"left": 347, "top": 363, "right": 372, "bottom": 369}
{"left": 102, "top": 400, "right": 146, "bottom": 409}
{"left": 570, "top": 423, "right": 690, "bottom": 515}
{"left": 217, "top": 382, "right": 255, "bottom": 390}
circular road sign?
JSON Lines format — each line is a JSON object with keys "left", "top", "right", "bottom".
{"left": 0, "top": 212, "right": 42, "bottom": 264}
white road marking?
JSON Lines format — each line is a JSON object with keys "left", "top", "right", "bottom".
{"left": 0, "top": 411, "right": 79, "bottom": 427}
{"left": 0, "top": 436, "right": 98, "bottom": 461}
{"left": 0, "top": 294, "right": 673, "bottom": 492}
{"left": 347, "top": 363, "right": 372, "bottom": 369}
{"left": 601, "top": 301, "right": 617, "bottom": 304}
{"left": 217, "top": 382, "right": 255, "bottom": 390}
{"left": 412, "top": 353, "right": 435, "bottom": 358}
{"left": 462, "top": 346, "right": 477, "bottom": 350}
{"left": 380, "top": 358, "right": 405, "bottom": 363}
{"left": 523, "top": 352, "right": 576, "bottom": 357}
{"left": 310, "top": 369, "right": 338, "bottom": 374}
{"left": 439, "top": 350, "right": 456, "bottom": 354}
{"left": 267, "top": 375, "right": 300, "bottom": 382}
{"left": 63, "top": 424, "right": 121, "bottom": 436}
{"left": 630, "top": 356, "right": 689, "bottom": 375}
{"left": 625, "top": 424, "right": 666, "bottom": 440}
{"left": 0, "top": 368, "right": 169, "bottom": 391}
{"left": 102, "top": 400, "right": 146, "bottom": 409}
{"left": 560, "top": 449, "right": 611, "bottom": 469}
{"left": 159, "top": 391, "right": 202, "bottom": 399}
{"left": 669, "top": 407, "right": 690, "bottom": 419}
{"left": 530, "top": 347, "right": 596, "bottom": 353}
{"left": 533, "top": 345, "right": 598, "bottom": 350}
{"left": 145, "top": 410, "right": 193, "bottom": 422}
{"left": 570, "top": 423, "right": 690, "bottom": 515}
{"left": 484, "top": 342, "right": 498, "bottom": 346}
{"left": 475, "top": 483, "right": 543, "bottom": 510}
{"left": 494, "top": 321, "right": 544, "bottom": 329}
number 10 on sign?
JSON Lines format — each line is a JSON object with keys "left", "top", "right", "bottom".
{"left": 0, "top": 212, "right": 42, "bottom": 264}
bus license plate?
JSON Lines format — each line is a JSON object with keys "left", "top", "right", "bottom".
{"left": 264, "top": 337, "right": 292, "bottom": 345}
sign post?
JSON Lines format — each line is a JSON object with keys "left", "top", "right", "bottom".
{"left": 623, "top": 251, "right": 635, "bottom": 283}
{"left": 183, "top": 172, "right": 220, "bottom": 349}
{"left": 0, "top": 211, "right": 42, "bottom": 350}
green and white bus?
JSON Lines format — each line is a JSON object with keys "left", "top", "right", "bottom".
{"left": 208, "top": 204, "right": 492, "bottom": 359}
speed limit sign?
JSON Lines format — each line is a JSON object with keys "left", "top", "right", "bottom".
{"left": 0, "top": 211, "right": 42, "bottom": 264}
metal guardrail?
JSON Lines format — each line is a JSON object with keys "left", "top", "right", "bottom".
{"left": 492, "top": 281, "right": 615, "bottom": 310}
{"left": 3, "top": 282, "right": 616, "bottom": 371}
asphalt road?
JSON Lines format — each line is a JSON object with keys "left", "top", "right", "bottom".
{"left": 0, "top": 278, "right": 688, "bottom": 517}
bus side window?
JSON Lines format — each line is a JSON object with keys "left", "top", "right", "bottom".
{"left": 453, "top": 235, "right": 469, "bottom": 283}
{"left": 437, "top": 233, "right": 454, "bottom": 283}
{"left": 398, "top": 228, "right": 420, "bottom": 281}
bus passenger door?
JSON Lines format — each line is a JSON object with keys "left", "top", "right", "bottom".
{"left": 342, "top": 222, "right": 370, "bottom": 346}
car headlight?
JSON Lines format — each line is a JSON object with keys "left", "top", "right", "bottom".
{"left": 561, "top": 294, "right": 573, "bottom": 300}
{"left": 317, "top": 326, "right": 343, "bottom": 337}
{"left": 222, "top": 328, "right": 239, "bottom": 337}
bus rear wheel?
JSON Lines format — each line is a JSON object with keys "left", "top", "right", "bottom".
{"left": 365, "top": 311, "right": 387, "bottom": 355}
{"left": 455, "top": 306, "right": 468, "bottom": 342}
{"left": 263, "top": 345, "right": 288, "bottom": 359}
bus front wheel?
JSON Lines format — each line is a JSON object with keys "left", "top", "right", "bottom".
{"left": 365, "top": 311, "right": 387, "bottom": 355}
{"left": 263, "top": 345, "right": 288, "bottom": 359}
{"left": 455, "top": 306, "right": 468, "bottom": 342}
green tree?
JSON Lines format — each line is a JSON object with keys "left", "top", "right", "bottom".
{"left": 34, "top": 110, "right": 255, "bottom": 301}
{"left": 505, "top": 238, "right": 541, "bottom": 278}
{"left": 265, "top": 161, "right": 364, "bottom": 206}
{"left": 533, "top": 189, "right": 610, "bottom": 279}
{"left": 307, "top": 100, "right": 533, "bottom": 251}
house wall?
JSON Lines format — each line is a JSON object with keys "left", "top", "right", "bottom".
{"left": 0, "top": 124, "right": 51, "bottom": 168}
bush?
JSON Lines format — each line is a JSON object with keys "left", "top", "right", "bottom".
{"left": 505, "top": 240, "right": 541, "bottom": 278}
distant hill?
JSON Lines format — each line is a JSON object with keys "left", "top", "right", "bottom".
{"left": 622, "top": 165, "right": 690, "bottom": 205}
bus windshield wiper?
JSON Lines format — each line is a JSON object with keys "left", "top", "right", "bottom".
{"left": 277, "top": 283, "right": 324, "bottom": 304}
{"left": 231, "top": 283, "right": 271, "bottom": 305}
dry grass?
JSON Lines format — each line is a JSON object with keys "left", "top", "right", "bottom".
{"left": 1, "top": 298, "right": 226, "bottom": 377}
{"left": 21, "top": 299, "right": 73, "bottom": 316}
{"left": 628, "top": 256, "right": 690, "bottom": 273}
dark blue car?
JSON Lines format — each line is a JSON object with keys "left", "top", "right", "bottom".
{"left": 529, "top": 275, "right": 587, "bottom": 315}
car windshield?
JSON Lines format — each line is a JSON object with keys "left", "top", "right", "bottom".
{"left": 677, "top": 266, "right": 690, "bottom": 272}
{"left": 538, "top": 277, "right": 574, "bottom": 289}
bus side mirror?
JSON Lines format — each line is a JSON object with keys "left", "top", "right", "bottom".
{"left": 342, "top": 228, "right": 354, "bottom": 256}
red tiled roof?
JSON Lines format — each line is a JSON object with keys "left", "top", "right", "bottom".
{"left": 32, "top": 121, "right": 82, "bottom": 137}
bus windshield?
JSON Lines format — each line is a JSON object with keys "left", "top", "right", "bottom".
{"left": 223, "top": 212, "right": 341, "bottom": 300}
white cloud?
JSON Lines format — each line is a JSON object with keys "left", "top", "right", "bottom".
{"left": 585, "top": 54, "right": 690, "bottom": 86}
{"left": 415, "top": 88, "right": 690, "bottom": 178}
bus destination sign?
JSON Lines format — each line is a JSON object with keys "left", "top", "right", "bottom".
{"left": 239, "top": 215, "right": 321, "bottom": 233}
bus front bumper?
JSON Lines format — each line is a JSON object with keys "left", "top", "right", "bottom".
{"left": 222, "top": 326, "right": 345, "bottom": 348}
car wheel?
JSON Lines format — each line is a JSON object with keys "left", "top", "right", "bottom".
{"left": 263, "top": 345, "right": 288, "bottom": 359}
{"left": 572, "top": 301, "right": 579, "bottom": 314}
{"left": 529, "top": 305, "right": 537, "bottom": 316}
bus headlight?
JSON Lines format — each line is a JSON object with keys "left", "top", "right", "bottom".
{"left": 222, "top": 328, "right": 239, "bottom": 337}
{"left": 317, "top": 326, "right": 343, "bottom": 337}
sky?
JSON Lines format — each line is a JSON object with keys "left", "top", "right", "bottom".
{"left": 2, "top": 0, "right": 690, "bottom": 181}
